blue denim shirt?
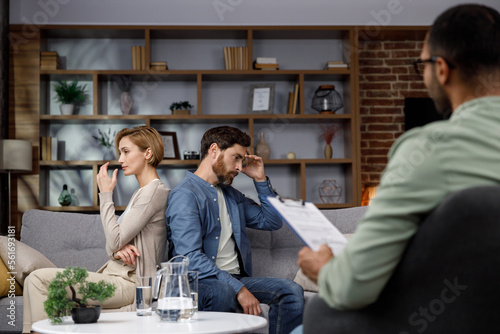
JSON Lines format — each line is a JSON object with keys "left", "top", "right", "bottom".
{"left": 166, "top": 171, "right": 282, "bottom": 293}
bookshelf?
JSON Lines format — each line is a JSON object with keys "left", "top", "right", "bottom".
{"left": 13, "top": 24, "right": 362, "bottom": 211}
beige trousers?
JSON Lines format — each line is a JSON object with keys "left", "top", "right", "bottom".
{"left": 22, "top": 268, "right": 135, "bottom": 333}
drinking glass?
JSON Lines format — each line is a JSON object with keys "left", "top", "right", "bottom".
{"left": 136, "top": 276, "right": 153, "bottom": 316}
{"left": 187, "top": 271, "right": 198, "bottom": 319}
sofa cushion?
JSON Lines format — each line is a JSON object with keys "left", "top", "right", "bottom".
{"left": 0, "top": 236, "right": 56, "bottom": 286}
{"left": 20, "top": 210, "right": 108, "bottom": 272}
{"left": 0, "top": 258, "right": 22, "bottom": 296}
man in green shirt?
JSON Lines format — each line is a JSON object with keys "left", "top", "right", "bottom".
{"left": 293, "top": 3, "right": 500, "bottom": 332}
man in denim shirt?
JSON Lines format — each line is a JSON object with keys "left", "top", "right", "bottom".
{"left": 166, "top": 126, "right": 304, "bottom": 334}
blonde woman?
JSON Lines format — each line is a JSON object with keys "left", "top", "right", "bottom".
{"left": 23, "top": 126, "right": 170, "bottom": 333}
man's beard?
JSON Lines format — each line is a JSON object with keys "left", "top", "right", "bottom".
{"left": 213, "top": 155, "right": 238, "bottom": 186}
{"left": 429, "top": 70, "right": 452, "bottom": 115}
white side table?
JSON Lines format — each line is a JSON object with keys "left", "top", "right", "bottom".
{"left": 32, "top": 311, "right": 267, "bottom": 334}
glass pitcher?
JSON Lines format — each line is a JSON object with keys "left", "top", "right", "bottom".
{"left": 153, "top": 255, "right": 193, "bottom": 321}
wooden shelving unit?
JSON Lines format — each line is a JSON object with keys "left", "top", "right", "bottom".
{"left": 15, "top": 24, "right": 362, "bottom": 211}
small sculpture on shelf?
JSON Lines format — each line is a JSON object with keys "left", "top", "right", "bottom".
{"left": 112, "top": 75, "right": 133, "bottom": 115}
{"left": 53, "top": 80, "right": 87, "bottom": 115}
{"left": 320, "top": 124, "right": 341, "bottom": 159}
{"left": 318, "top": 179, "right": 342, "bottom": 204}
{"left": 169, "top": 101, "right": 193, "bottom": 115}
{"left": 58, "top": 184, "right": 72, "bottom": 206}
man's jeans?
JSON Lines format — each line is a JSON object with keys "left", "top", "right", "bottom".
{"left": 198, "top": 276, "right": 304, "bottom": 334}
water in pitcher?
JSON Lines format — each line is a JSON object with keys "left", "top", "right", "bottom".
{"left": 157, "top": 297, "right": 194, "bottom": 321}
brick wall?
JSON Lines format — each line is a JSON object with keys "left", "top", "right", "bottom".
{"left": 359, "top": 40, "right": 428, "bottom": 186}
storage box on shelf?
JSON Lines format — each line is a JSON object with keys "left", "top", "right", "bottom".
{"left": 33, "top": 25, "right": 361, "bottom": 211}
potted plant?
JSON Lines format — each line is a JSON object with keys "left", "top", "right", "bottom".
{"left": 169, "top": 101, "right": 193, "bottom": 115}
{"left": 44, "top": 267, "right": 116, "bottom": 324}
{"left": 53, "top": 80, "right": 87, "bottom": 115}
{"left": 93, "top": 128, "right": 117, "bottom": 160}
{"left": 112, "top": 75, "right": 133, "bottom": 115}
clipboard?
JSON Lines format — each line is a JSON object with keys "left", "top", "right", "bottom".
{"left": 267, "top": 196, "right": 347, "bottom": 254}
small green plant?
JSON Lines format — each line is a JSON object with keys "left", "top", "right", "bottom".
{"left": 53, "top": 80, "right": 87, "bottom": 105}
{"left": 93, "top": 129, "right": 117, "bottom": 148}
{"left": 44, "top": 267, "right": 116, "bottom": 324}
{"left": 112, "top": 75, "right": 133, "bottom": 92}
{"left": 169, "top": 101, "right": 193, "bottom": 111}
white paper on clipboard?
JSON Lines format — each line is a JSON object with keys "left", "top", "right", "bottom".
{"left": 267, "top": 196, "right": 347, "bottom": 254}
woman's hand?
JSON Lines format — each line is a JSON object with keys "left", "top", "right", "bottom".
{"left": 114, "top": 244, "right": 140, "bottom": 266}
{"left": 97, "top": 162, "right": 118, "bottom": 193}
{"left": 242, "top": 149, "right": 267, "bottom": 182}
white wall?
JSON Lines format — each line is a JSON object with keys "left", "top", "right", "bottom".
{"left": 10, "top": 0, "right": 500, "bottom": 26}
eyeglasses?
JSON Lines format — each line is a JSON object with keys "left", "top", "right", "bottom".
{"left": 413, "top": 56, "right": 455, "bottom": 76}
{"left": 413, "top": 56, "right": 439, "bottom": 76}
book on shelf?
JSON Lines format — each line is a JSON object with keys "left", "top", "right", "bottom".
{"left": 254, "top": 62, "right": 279, "bottom": 70}
{"left": 150, "top": 61, "right": 168, "bottom": 71}
{"left": 324, "top": 61, "right": 349, "bottom": 69}
{"left": 40, "top": 51, "right": 58, "bottom": 56}
{"left": 289, "top": 83, "right": 299, "bottom": 115}
{"left": 256, "top": 57, "right": 277, "bottom": 64}
{"left": 141, "top": 46, "right": 146, "bottom": 70}
{"left": 51, "top": 137, "right": 58, "bottom": 160}
{"left": 39, "top": 136, "right": 59, "bottom": 161}
{"left": 131, "top": 46, "right": 146, "bottom": 70}
{"left": 223, "top": 46, "right": 249, "bottom": 70}
{"left": 287, "top": 92, "right": 294, "bottom": 114}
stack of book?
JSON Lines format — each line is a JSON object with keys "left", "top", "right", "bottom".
{"left": 131, "top": 46, "right": 147, "bottom": 70}
{"left": 253, "top": 57, "right": 279, "bottom": 70}
{"left": 324, "top": 61, "right": 349, "bottom": 70}
{"left": 254, "top": 57, "right": 279, "bottom": 70}
{"left": 40, "top": 51, "right": 61, "bottom": 70}
{"left": 150, "top": 61, "right": 168, "bottom": 71}
{"left": 223, "top": 46, "right": 249, "bottom": 70}
{"left": 40, "top": 136, "right": 58, "bottom": 161}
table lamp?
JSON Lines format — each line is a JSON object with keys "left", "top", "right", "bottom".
{"left": 0, "top": 139, "right": 33, "bottom": 225}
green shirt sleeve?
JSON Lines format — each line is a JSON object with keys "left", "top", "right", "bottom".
{"left": 318, "top": 128, "right": 451, "bottom": 310}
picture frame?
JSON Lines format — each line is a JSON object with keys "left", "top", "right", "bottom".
{"left": 248, "top": 83, "right": 275, "bottom": 114}
{"left": 159, "top": 132, "right": 180, "bottom": 159}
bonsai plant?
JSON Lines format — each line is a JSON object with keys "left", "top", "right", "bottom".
{"left": 169, "top": 101, "right": 193, "bottom": 115}
{"left": 112, "top": 75, "right": 133, "bottom": 115}
{"left": 44, "top": 267, "right": 116, "bottom": 324}
{"left": 53, "top": 80, "right": 87, "bottom": 115}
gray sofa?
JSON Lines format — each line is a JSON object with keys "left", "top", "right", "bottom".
{"left": 0, "top": 206, "right": 367, "bottom": 334}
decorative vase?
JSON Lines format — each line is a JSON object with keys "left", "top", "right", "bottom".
{"left": 58, "top": 184, "right": 72, "bottom": 206}
{"left": 120, "top": 91, "right": 133, "bottom": 115}
{"left": 103, "top": 147, "right": 115, "bottom": 160}
{"left": 255, "top": 132, "right": 271, "bottom": 159}
{"left": 71, "top": 305, "right": 101, "bottom": 324}
{"left": 59, "top": 104, "right": 74, "bottom": 115}
{"left": 324, "top": 144, "right": 333, "bottom": 159}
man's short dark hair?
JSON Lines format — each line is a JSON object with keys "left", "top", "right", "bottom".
{"left": 200, "top": 126, "right": 251, "bottom": 160}
{"left": 428, "top": 4, "right": 500, "bottom": 79}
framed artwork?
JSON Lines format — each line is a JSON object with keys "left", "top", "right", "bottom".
{"left": 248, "top": 83, "right": 275, "bottom": 114}
{"left": 159, "top": 132, "right": 180, "bottom": 159}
